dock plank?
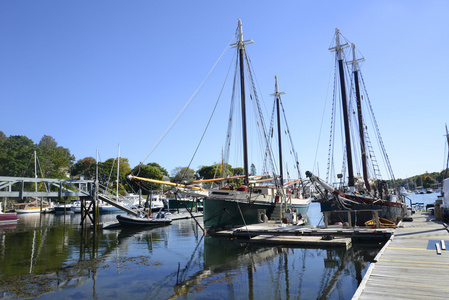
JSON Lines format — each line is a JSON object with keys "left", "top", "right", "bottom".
{"left": 354, "top": 211, "right": 449, "bottom": 299}
{"left": 249, "top": 234, "right": 352, "bottom": 247}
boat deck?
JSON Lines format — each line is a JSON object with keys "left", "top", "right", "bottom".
{"left": 354, "top": 211, "right": 449, "bottom": 299}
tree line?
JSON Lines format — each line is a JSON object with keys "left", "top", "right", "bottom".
{"left": 389, "top": 170, "right": 449, "bottom": 190}
{"left": 0, "top": 132, "right": 251, "bottom": 195}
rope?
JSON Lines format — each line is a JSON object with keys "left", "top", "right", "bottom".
{"left": 359, "top": 72, "right": 396, "bottom": 182}
{"left": 245, "top": 49, "right": 278, "bottom": 188}
{"left": 175, "top": 192, "right": 205, "bottom": 234}
{"left": 223, "top": 57, "right": 239, "bottom": 168}
{"left": 326, "top": 59, "right": 338, "bottom": 183}
{"left": 237, "top": 202, "right": 251, "bottom": 238}
{"left": 179, "top": 47, "right": 236, "bottom": 182}
{"left": 139, "top": 35, "right": 235, "bottom": 165}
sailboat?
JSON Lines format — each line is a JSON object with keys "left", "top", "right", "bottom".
{"left": 98, "top": 145, "right": 130, "bottom": 213}
{"left": 15, "top": 151, "right": 50, "bottom": 214}
{"left": 306, "top": 29, "right": 406, "bottom": 225}
{"left": 202, "top": 20, "right": 310, "bottom": 231}
{"left": 128, "top": 20, "right": 310, "bottom": 231}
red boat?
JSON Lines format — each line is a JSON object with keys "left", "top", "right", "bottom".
{"left": 1, "top": 203, "right": 18, "bottom": 224}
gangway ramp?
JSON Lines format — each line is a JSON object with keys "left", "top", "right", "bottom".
{"left": 98, "top": 194, "right": 138, "bottom": 216}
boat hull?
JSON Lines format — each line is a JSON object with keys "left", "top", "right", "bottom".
{"left": 203, "top": 198, "right": 276, "bottom": 231}
{"left": 15, "top": 208, "right": 41, "bottom": 214}
{"left": 54, "top": 206, "right": 73, "bottom": 214}
{"left": 0, "top": 213, "right": 18, "bottom": 223}
{"left": 116, "top": 214, "right": 172, "bottom": 227}
{"left": 166, "top": 199, "right": 203, "bottom": 212}
{"left": 99, "top": 206, "right": 122, "bottom": 213}
{"left": 320, "top": 200, "right": 405, "bottom": 226}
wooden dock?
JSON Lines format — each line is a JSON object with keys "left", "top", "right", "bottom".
{"left": 353, "top": 211, "right": 449, "bottom": 299}
{"left": 212, "top": 221, "right": 394, "bottom": 248}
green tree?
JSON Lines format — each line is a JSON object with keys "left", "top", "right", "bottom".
{"left": 71, "top": 157, "right": 96, "bottom": 179}
{"left": 147, "top": 162, "right": 169, "bottom": 177}
{"left": 134, "top": 164, "right": 164, "bottom": 191}
{"left": 232, "top": 167, "right": 244, "bottom": 176}
{"left": 250, "top": 163, "right": 257, "bottom": 176}
{"left": 98, "top": 157, "right": 132, "bottom": 194}
{"left": 0, "top": 135, "right": 38, "bottom": 177}
{"left": 197, "top": 164, "right": 219, "bottom": 179}
{"left": 172, "top": 166, "right": 195, "bottom": 182}
{"left": 0, "top": 131, "right": 6, "bottom": 144}
{"left": 38, "top": 135, "right": 74, "bottom": 178}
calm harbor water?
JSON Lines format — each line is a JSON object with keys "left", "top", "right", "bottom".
{"left": 0, "top": 193, "right": 438, "bottom": 299}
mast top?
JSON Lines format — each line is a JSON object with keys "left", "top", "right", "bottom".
{"left": 329, "top": 28, "right": 349, "bottom": 61}
{"left": 346, "top": 43, "right": 365, "bottom": 72}
{"left": 270, "top": 75, "right": 286, "bottom": 99}
{"left": 230, "top": 19, "right": 254, "bottom": 49}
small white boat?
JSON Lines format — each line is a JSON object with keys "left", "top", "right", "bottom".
{"left": 70, "top": 200, "right": 91, "bottom": 213}
{"left": 98, "top": 202, "right": 123, "bottom": 213}
{"left": 130, "top": 194, "right": 165, "bottom": 212}
{"left": 400, "top": 187, "right": 411, "bottom": 196}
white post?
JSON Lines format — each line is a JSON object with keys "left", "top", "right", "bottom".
{"left": 34, "top": 150, "right": 37, "bottom": 192}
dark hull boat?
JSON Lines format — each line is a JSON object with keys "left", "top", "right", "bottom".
{"left": 320, "top": 198, "right": 405, "bottom": 226}
{"left": 307, "top": 29, "right": 405, "bottom": 225}
{"left": 116, "top": 214, "right": 172, "bottom": 227}
{"left": 308, "top": 171, "right": 405, "bottom": 225}
{"left": 165, "top": 196, "right": 203, "bottom": 213}
{"left": 203, "top": 196, "right": 309, "bottom": 231}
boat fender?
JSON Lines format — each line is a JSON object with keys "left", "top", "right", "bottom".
{"left": 259, "top": 212, "right": 268, "bottom": 223}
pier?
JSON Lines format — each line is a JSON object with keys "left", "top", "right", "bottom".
{"left": 354, "top": 211, "right": 449, "bottom": 299}
{"left": 0, "top": 176, "right": 93, "bottom": 199}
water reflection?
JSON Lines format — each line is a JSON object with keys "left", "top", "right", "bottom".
{"left": 0, "top": 207, "right": 382, "bottom": 299}
{"left": 167, "top": 237, "right": 381, "bottom": 300}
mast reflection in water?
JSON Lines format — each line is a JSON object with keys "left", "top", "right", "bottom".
{"left": 0, "top": 204, "right": 381, "bottom": 299}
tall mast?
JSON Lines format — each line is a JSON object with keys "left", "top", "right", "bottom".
{"left": 271, "top": 75, "right": 286, "bottom": 186}
{"left": 347, "top": 43, "right": 370, "bottom": 191}
{"left": 231, "top": 19, "right": 253, "bottom": 186}
{"left": 330, "top": 28, "right": 354, "bottom": 189}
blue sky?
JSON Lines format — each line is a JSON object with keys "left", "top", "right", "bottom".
{"left": 1, "top": 1, "right": 448, "bottom": 180}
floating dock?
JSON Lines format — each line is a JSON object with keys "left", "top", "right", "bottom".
{"left": 354, "top": 211, "right": 449, "bottom": 299}
{"left": 213, "top": 221, "right": 394, "bottom": 248}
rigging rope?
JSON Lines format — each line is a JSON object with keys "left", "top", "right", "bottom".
{"left": 179, "top": 45, "right": 237, "bottom": 182}
{"left": 326, "top": 59, "right": 338, "bottom": 183}
{"left": 359, "top": 72, "right": 396, "bottom": 182}
{"left": 138, "top": 35, "right": 235, "bottom": 166}
{"left": 223, "top": 56, "right": 239, "bottom": 168}
{"left": 244, "top": 49, "right": 278, "bottom": 185}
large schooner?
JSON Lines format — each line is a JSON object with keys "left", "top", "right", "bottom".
{"left": 306, "top": 29, "right": 406, "bottom": 225}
